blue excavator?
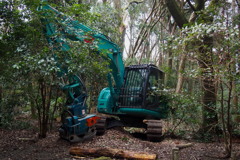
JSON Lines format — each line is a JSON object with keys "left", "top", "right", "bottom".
{"left": 39, "top": 0, "right": 169, "bottom": 142}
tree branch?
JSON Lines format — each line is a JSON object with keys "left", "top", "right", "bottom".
{"left": 132, "top": 0, "right": 163, "bottom": 57}
{"left": 236, "top": 0, "right": 240, "bottom": 8}
{"left": 129, "top": 0, "right": 144, "bottom": 5}
{"left": 125, "top": 0, "right": 144, "bottom": 10}
{"left": 165, "top": 0, "right": 189, "bottom": 28}
{"left": 186, "top": 0, "right": 196, "bottom": 11}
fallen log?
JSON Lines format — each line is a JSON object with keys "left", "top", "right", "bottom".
{"left": 175, "top": 143, "right": 193, "bottom": 149}
{"left": 17, "top": 137, "right": 38, "bottom": 142}
{"left": 69, "top": 147, "right": 157, "bottom": 160}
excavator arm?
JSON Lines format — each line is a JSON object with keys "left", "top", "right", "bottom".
{"left": 38, "top": 0, "right": 126, "bottom": 142}
{"left": 39, "top": 1, "right": 125, "bottom": 108}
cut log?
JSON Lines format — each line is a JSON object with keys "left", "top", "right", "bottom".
{"left": 143, "top": 119, "right": 162, "bottom": 123}
{"left": 175, "top": 143, "right": 193, "bottom": 149}
{"left": 17, "top": 137, "right": 38, "bottom": 142}
{"left": 69, "top": 147, "right": 157, "bottom": 160}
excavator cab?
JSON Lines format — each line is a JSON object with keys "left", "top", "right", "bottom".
{"left": 114, "top": 64, "right": 168, "bottom": 140}
{"left": 119, "top": 64, "right": 166, "bottom": 118}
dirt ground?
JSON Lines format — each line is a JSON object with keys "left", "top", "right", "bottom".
{"left": 0, "top": 125, "right": 240, "bottom": 160}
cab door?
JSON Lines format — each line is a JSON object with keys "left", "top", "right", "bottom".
{"left": 145, "top": 69, "right": 164, "bottom": 110}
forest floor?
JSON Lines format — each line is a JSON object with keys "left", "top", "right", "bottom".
{"left": 0, "top": 121, "right": 240, "bottom": 160}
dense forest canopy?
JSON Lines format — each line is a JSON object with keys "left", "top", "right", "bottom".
{"left": 0, "top": 0, "right": 240, "bottom": 158}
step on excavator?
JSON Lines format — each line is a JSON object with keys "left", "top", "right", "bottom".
{"left": 39, "top": 0, "right": 169, "bottom": 142}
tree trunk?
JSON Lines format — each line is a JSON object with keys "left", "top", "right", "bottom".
{"left": 30, "top": 98, "right": 36, "bottom": 118}
{"left": 220, "top": 80, "right": 233, "bottom": 158}
{"left": 69, "top": 147, "right": 157, "bottom": 160}
{"left": 0, "top": 85, "right": 2, "bottom": 107}
{"left": 37, "top": 79, "right": 53, "bottom": 138}
{"left": 113, "top": 0, "right": 126, "bottom": 49}
{"left": 28, "top": 82, "right": 36, "bottom": 118}
{"left": 39, "top": 121, "right": 48, "bottom": 138}
{"left": 232, "top": 0, "right": 240, "bottom": 112}
{"left": 198, "top": 36, "right": 217, "bottom": 132}
{"left": 175, "top": 54, "right": 186, "bottom": 93}
{"left": 0, "top": 85, "right": 2, "bottom": 123}
{"left": 164, "top": 21, "right": 176, "bottom": 87}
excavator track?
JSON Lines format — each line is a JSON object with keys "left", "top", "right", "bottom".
{"left": 96, "top": 117, "right": 107, "bottom": 135}
{"left": 144, "top": 120, "right": 162, "bottom": 142}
